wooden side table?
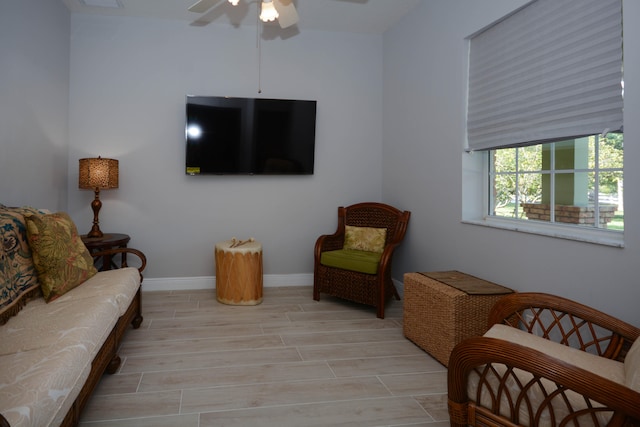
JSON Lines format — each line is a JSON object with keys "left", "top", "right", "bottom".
{"left": 81, "top": 233, "right": 130, "bottom": 271}
{"left": 215, "top": 239, "right": 263, "bottom": 305}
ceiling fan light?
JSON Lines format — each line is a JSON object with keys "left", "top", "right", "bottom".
{"left": 228, "top": 0, "right": 239, "bottom": 5}
{"left": 259, "top": 0, "right": 279, "bottom": 22}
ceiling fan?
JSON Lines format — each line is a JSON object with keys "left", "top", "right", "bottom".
{"left": 188, "top": 0, "right": 299, "bottom": 28}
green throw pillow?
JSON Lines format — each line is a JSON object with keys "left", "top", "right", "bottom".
{"left": 343, "top": 225, "right": 386, "bottom": 253}
{"left": 25, "top": 212, "right": 97, "bottom": 302}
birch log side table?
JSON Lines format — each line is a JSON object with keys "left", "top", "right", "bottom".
{"left": 214, "top": 239, "right": 263, "bottom": 305}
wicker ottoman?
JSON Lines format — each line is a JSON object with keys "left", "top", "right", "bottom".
{"left": 403, "top": 271, "right": 513, "bottom": 366}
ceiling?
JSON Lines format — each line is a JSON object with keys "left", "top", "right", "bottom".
{"left": 61, "top": 0, "right": 422, "bottom": 34}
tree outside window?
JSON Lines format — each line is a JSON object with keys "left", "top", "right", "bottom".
{"left": 490, "top": 134, "right": 623, "bottom": 231}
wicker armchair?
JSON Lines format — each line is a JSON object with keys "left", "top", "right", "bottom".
{"left": 448, "top": 292, "right": 640, "bottom": 427}
{"left": 313, "top": 202, "right": 410, "bottom": 319}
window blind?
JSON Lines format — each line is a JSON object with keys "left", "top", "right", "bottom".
{"left": 466, "top": 0, "right": 623, "bottom": 152}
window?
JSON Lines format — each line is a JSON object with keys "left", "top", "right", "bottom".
{"left": 490, "top": 134, "right": 623, "bottom": 231}
{"left": 463, "top": 0, "right": 624, "bottom": 245}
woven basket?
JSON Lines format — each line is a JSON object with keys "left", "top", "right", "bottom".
{"left": 403, "top": 271, "right": 513, "bottom": 366}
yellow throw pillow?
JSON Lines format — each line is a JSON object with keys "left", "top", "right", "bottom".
{"left": 343, "top": 225, "right": 386, "bottom": 253}
{"left": 25, "top": 212, "right": 97, "bottom": 302}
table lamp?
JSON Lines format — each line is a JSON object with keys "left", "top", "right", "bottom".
{"left": 78, "top": 157, "right": 119, "bottom": 238}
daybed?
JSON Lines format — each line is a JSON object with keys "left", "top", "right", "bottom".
{"left": 0, "top": 206, "right": 146, "bottom": 427}
{"left": 448, "top": 292, "right": 640, "bottom": 426}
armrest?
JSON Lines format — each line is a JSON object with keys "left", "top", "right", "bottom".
{"left": 448, "top": 336, "right": 640, "bottom": 426}
{"left": 314, "top": 233, "right": 344, "bottom": 260}
{"left": 377, "top": 241, "right": 402, "bottom": 274}
{"left": 488, "top": 292, "right": 640, "bottom": 361}
{"left": 90, "top": 247, "right": 147, "bottom": 277}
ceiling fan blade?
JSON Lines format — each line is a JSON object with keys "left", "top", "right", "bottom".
{"left": 273, "top": 0, "right": 299, "bottom": 28}
{"left": 188, "top": 0, "right": 220, "bottom": 14}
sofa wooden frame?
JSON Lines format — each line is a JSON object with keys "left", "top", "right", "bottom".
{"left": 0, "top": 247, "right": 146, "bottom": 427}
{"left": 448, "top": 292, "right": 640, "bottom": 427}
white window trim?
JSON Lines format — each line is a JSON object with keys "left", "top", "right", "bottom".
{"left": 461, "top": 150, "right": 624, "bottom": 248}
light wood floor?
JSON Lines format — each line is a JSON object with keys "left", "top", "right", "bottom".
{"left": 79, "top": 286, "right": 450, "bottom": 427}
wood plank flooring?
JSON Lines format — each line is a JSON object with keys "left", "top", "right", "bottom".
{"left": 79, "top": 286, "right": 449, "bottom": 426}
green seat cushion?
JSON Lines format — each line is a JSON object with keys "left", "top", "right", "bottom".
{"left": 320, "top": 249, "right": 381, "bottom": 274}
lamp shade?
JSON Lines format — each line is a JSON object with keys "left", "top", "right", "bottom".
{"left": 79, "top": 157, "right": 119, "bottom": 190}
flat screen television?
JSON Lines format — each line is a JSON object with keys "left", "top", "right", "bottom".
{"left": 185, "top": 96, "right": 317, "bottom": 175}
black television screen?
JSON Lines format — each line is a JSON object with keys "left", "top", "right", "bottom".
{"left": 185, "top": 96, "right": 317, "bottom": 175}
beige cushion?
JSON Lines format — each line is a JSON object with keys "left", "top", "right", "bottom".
{"left": 54, "top": 267, "right": 140, "bottom": 316}
{"left": 0, "top": 291, "right": 120, "bottom": 358}
{"left": 484, "top": 325, "right": 625, "bottom": 384}
{"left": 624, "top": 338, "right": 640, "bottom": 392}
{"left": 24, "top": 212, "right": 97, "bottom": 302}
{"left": 343, "top": 225, "right": 386, "bottom": 253}
{"left": 0, "top": 231, "right": 141, "bottom": 427}
{"left": 468, "top": 324, "right": 624, "bottom": 427}
{"left": 0, "top": 282, "right": 125, "bottom": 426}
{"left": 0, "top": 346, "right": 91, "bottom": 427}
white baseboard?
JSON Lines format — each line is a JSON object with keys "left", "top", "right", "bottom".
{"left": 142, "top": 273, "right": 314, "bottom": 292}
{"left": 142, "top": 274, "right": 405, "bottom": 295}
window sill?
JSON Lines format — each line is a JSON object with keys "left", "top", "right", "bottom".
{"left": 462, "top": 217, "right": 624, "bottom": 248}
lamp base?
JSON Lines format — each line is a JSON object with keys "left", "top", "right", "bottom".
{"left": 86, "top": 227, "right": 104, "bottom": 239}
{"left": 87, "top": 189, "right": 104, "bottom": 239}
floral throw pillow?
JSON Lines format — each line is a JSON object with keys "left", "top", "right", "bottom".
{"left": 0, "top": 207, "right": 43, "bottom": 324}
{"left": 25, "top": 212, "right": 97, "bottom": 302}
{"left": 343, "top": 225, "right": 387, "bottom": 253}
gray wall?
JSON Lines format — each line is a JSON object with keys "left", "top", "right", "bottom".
{"left": 2, "top": 0, "right": 639, "bottom": 326}
{"left": 0, "top": 0, "right": 70, "bottom": 210}
{"left": 66, "top": 14, "right": 384, "bottom": 283}
{"left": 383, "top": 0, "right": 640, "bottom": 326}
